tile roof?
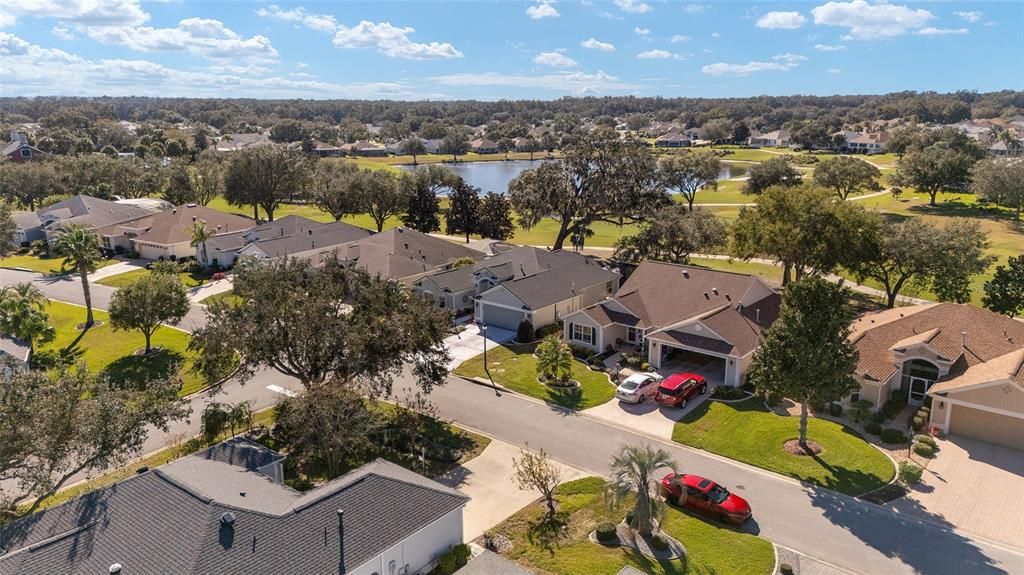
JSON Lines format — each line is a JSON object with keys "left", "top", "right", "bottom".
{"left": 112, "top": 204, "right": 252, "bottom": 246}
{"left": 851, "top": 303, "right": 1024, "bottom": 383}
{"left": 0, "top": 452, "right": 466, "bottom": 575}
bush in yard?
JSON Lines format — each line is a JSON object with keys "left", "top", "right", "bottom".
{"left": 536, "top": 335, "right": 573, "bottom": 385}
{"left": 535, "top": 323, "right": 561, "bottom": 339}
{"left": 516, "top": 318, "right": 534, "bottom": 343}
{"left": 713, "top": 386, "right": 746, "bottom": 400}
{"left": 650, "top": 534, "right": 670, "bottom": 551}
{"left": 912, "top": 442, "right": 936, "bottom": 458}
{"left": 899, "top": 461, "right": 923, "bottom": 484}
{"left": 829, "top": 403, "right": 843, "bottom": 417}
{"left": 880, "top": 428, "right": 908, "bottom": 444}
{"left": 864, "top": 421, "right": 882, "bottom": 436}
{"left": 914, "top": 434, "right": 938, "bottom": 449}
{"left": 641, "top": 362, "right": 652, "bottom": 371}
{"left": 849, "top": 400, "right": 873, "bottom": 423}
{"left": 870, "top": 410, "right": 888, "bottom": 424}
{"left": 429, "top": 544, "right": 471, "bottom": 575}
{"left": 595, "top": 522, "right": 618, "bottom": 543}
{"left": 912, "top": 416, "right": 925, "bottom": 431}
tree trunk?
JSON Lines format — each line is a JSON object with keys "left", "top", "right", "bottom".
{"left": 412, "top": 154, "right": 418, "bottom": 165}
{"left": 551, "top": 220, "right": 571, "bottom": 252}
{"left": 886, "top": 290, "right": 899, "bottom": 309}
{"left": 546, "top": 493, "right": 556, "bottom": 516}
{"left": 799, "top": 399, "right": 809, "bottom": 448}
{"left": 465, "top": 232, "right": 471, "bottom": 243}
{"left": 687, "top": 195, "right": 695, "bottom": 212}
{"left": 80, "top": 267, "right": 94, "bottom": 328}
{"left": 144, "top": 331, "right": 152, "bottom": 354}
{"left": 253, "top": 205, "right": 259, "bottom": 222}
{"left": 781, "top": 262, "right": 792, "bottom": 286}
{"left": 929, "top": 191, "right": 937, "bottom": 206}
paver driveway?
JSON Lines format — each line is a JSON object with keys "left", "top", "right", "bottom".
{"left": 890, "top": 436, "right": 1024, "bottom": 549}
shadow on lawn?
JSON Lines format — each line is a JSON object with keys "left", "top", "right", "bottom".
{"left": 103, "top": 349, "right": 184, "bottom": 390}
{"left": 806, "top": 485, "right": 1005, "bottom": 574}
{"left": 525, "top": 511, "right": 569, "bottom": 554}
{"left": 907, "top": 198, "right": 1019, "bottom": 223}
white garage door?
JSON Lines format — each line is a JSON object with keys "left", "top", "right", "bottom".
{"left": 949, "top": 405, "right": 1024, "bottom": 450}
{"left": 481, "top": 304, "right": 526, "bottom": 332}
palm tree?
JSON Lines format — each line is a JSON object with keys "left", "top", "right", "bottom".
{"left": 191, "top": 221, "right": 214, "bottom": 266}
{"left": 605, "top": 445, "right": 679, "bottom": 538}
{"left": 52, "top": 224, "right": 102, "bottom": 328}
{"left": 0, "top": 282, "right": 49, "bottom": 310}
{"left": 535, "top": 335, "right": 572, "bottom": 385}
{"left": 0, "top": 295, "right": 55, "bottom": 365}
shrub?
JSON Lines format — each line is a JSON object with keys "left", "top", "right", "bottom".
{"left": 913, "top": 434, "right": 938, "bottom": 449}
{"left": 712, "top": 386, "right": 746, "bottom": 400}
{"left": 125, "top": 249, "right": 141, "bottom": 259}
{"left": 569, "top": 344, "right": 595, "bottom": 361}
{"left": 535, "top": 323, "right": 561, "bottom": 339}
{"left": 765, "top": 392, "right": 782, "bottom": 407}
{"left": 912, "top": 442, "right": 935, "bottom": 458}
{"left": 864, "top": 422, "right": 882, "bottom": 436}
{"left": 430, "top": 544, "right": 471, "bottom": 575}
{"left": 595, "top": 522, "right": 618, "bottom": 543}
{"left": 29, "top": 239, "right": 48, "bottom": 255}
{"left": 640, "top": 362, "right": 652, "bottom": 371}
{"left": 880, "top": 429, "right": 908, "bottom": 444}
{"left": 622, "top": 352, "right": 644, "bottom": 368}
{"left": 870, "top": 410, "right": 888, "bottom": 424}
{"left": 516, "top": 319, "right": 535, "bottom": 343}
{"left": 849, "top": 399, "right": 873, "bottom": 423}
{"left": 899, "top": 461, "right": 923, "bottom": 484}
{"left": 828, "top": 403, "right": 843, "bottom": 417}
{"left": 212, "top": 271, "right": 226, "bottom": 281}
{"left": 911, "top": 416, "right": 925, "bottom": 432}
{"left": 650, "top": 535, "right": 670, "bottom": 551}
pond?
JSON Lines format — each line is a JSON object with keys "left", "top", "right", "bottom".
{"left": 397, "top": 160, "right": 748, "bottom": 195}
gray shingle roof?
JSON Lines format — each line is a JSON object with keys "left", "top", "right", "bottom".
{"left": 457, "top": 550, "right": 535, "bottom": 575}
{"left": 37, "top": 195, "right": 156, "bottom": 232}
{"left": 196, "top": 437, "right": 284, "bottom": 471}
{"left": 0, "top": 453, "right": 466, "bottom": 575}
{"left": 477, "top": 248, "right": 620, "bottom": 310}
{"left": 0, "top": 336, "right": 30, "bottom": 362}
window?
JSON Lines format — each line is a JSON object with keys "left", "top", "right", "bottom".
{"left": 850, "top": 390, "right": 860, "bottom": 402}
{"left": 571, "top": 323, "right": 593, "bottom": 345}
{"left": 20, "top": 148, "right": 31, "bottom": 158}
{"left": 626, "top": 327, "right": 641, "bottom": 343}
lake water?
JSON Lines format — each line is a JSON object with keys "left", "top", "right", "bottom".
{"left": 397, "top": 160, "right": 748, "bottom": 195}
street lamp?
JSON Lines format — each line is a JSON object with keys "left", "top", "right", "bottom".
{"left": 476, "top": 320, "right": 500, "bottom": 396}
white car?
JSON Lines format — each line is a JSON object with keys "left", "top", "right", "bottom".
{"left": 615, "top": 372, "right": 662, "bottom": 403}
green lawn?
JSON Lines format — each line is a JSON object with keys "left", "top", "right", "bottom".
{"left": 96, "top": 268, "right": 211, "bottom": 289}
{"left": 496, "top": 477, "right": 775, "bottom": 575}
{"left": 39, "top": 301, "right": 210, "bottom": 396}
{"left": 198, "top": 289, "right": 244, "bottom": 306}
{"left": 689, "top": 257, "right": 784, "bottom": 283}
{"left": 672, "top": 398, "right": 894, "bottom": 496}
{"left": 0, "top": 253, "right": 119, "bottom": 275}
{"left": 454, "top": 343, "right": 616, "bottom": 410}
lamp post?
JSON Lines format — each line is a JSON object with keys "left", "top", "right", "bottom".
{"left": 476, "top": 320, "right": 500, "bottom": 396}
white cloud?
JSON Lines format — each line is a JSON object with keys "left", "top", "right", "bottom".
{"left": 711, "top": 32, "right": 721, "bottom": 38}
{"left": 827, "top": 67, "right": 841, "bottom": 74}
{"left": 51, "top": 25, "right": 75, "bottom": 40}
{"left": 255, "top": 5, "right": 337, "bottom": 32}
{"left": 534, "top": 51, "right": 578, "bottom": 67}
{"left": 430, "top": 70, "right": 640, "bottom": 95}
{"left": 581, "top": 37, "right": 615, "bottom": 51}
{"left": 615, "top": 0, "right": 652, "bottom": 14}
{"left": 637, "top": 49, "right": 684, "bottom": 60}
{"left": 702, "top": 52, "right": 805, "bottom": 76}
{"left": 634, "top": 27, "right": 650, "bottom": 35}
{"left": 0, "top": 32, "right": 419, "bottom": 99}
{"left": 756, "top": 11, "right": 807, "bottom": 29}
{"left": 332, "top": 21, "right": 463, "bottom": 59}
{"left": 954, "top": 10, "right": 982, "bottom": 23}
{"left": 84, "top": 18, "right": 278, "bottom": 63}
{"left": 0, "top": 0, "right": 148, "bottom": 27}
{"left": 526, "top": 0, "right": 559, "bottom": 19}
{"left": 670, "top": 35, "right": 691, "bottom": 43}
{"left": 916, "top": 27, "right": 968, "bottom": 36}
{"left": 682, "top": 4, "right": 708, "bottom": 15}
{"left": 814, "top": 43, "right": 846, "bottom": 51}
{"left": 811, "top": 1, "right": 934, "bottom": 40}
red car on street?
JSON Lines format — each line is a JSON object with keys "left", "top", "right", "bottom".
{"left": 653, "top": 373, "right": 707, "bottom": 408}
{"left": 660, "top": 473, "right": 752, "bottom": 525}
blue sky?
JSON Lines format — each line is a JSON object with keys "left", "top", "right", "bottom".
{"left": 1, "top": 1, "right": 1020, "bottom": 100}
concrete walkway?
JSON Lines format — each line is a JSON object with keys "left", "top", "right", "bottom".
{"left": 190, "top": 277, "right": 233, "bottom": 303}
{"left": 85, "top": 260, "right": 147, "bottom": 282}
{"left": 444, "top": 323, "right": 516, "bottom": 371}
{"left": 437, "top": 439, "right": 585, "bottom": 541}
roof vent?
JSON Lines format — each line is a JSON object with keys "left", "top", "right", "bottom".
{"left": 135, "top": 466, "right": 149, "bottom": 475}
{"left": 186, "top": 203, "right": 197, "bottom": 208}
{"left": 682, "top": 270, "right": 689, "bottom": 279}
{"left": 220, "top": 512, "right": 236, "bottom": 526}
{"left": 703, "top": 292, "right": 709, "bottom": 299}
{"left": 712, "top": 287, "right": 719, "bottom": 295}
{"left": 961, "top": 330, "right": 967, "bottom": 348}
{"left": 109, "top": 564, "right": 122, "bottom": 575}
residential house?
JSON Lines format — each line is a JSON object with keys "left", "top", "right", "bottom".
{"left": 655, "top": 133, "right": 692, "bottom": 148}
{"left": 13, "top": 194, "right": 160, "bottom": 246}
{"left": 748, "top": 129, "right": 791, "bottom": 147}
{"left": 470, "top": 138, "right": 499, "bottom": 154}
{"left": 988, "top": 140, "right": 1024, "bottom": 157}
{"left": 215, "top": 132, "right": 271, "bottom": 152}
{"left": 646, "top": 122, "right": 684, "bottom": 137}
{"left": 425, "top": 246, "right": 620, "bottom": 331}
{"left": 100, "top": 204, "right": 253, "bottom": 260}
{"left": 422, "top": 139, "right": 444, "bottom": 154}
{"left": 834, "top": 130, "right": 889, "bottom": 154}
{"left": 456, "top": 550, "right": 535, "bottom": 574}
{"left": 214, "top": 215, "right": 372, "bottom": 268}
{"left": 342, "top": 141, "right": 389, "bottom": 157}
{"left": 2, "top": 132, "right": 43, "bottom": 162}
{"left": 513, "top": 137, "right": 537, "bottom": 152}
{"left": 527, "top": 125, "right": 551, "bottom": 139}
{"left": 0, "top": 335, "right": 30, "bottom": 371}
{"left": 0, "top": 437, "right": 468, "bottom": 575}
{"left": 310, "top": 140, "right": 345, "bottom": 157}
{"left": 338, "top": 227, "right": 482, "bottom": 284}
{"left": 562, "top": 262, "right": 780, "bottom": 387}
{"left": 848, "top": 303, "right": 1024, "bottom": 449}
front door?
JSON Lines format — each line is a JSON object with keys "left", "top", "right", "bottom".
{"left": 908, "top": 377, "right": 932, "bottom": 404}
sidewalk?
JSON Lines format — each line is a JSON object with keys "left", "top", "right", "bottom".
{"left": 190, "top": 277, "right": 233, "bottom": 303}
{"left": 85, "top": 260, "right": 146, "bottom": 282}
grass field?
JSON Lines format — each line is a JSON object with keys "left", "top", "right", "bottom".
{"left": 96, "top": 268, "right": 210, "bottom": 289}
{"left": 454, "top": 343, "right": 616, "bottom": 410}
{"left": 672, "top": 398, "right": 895, "bottom": 496}
{"left": 39, "top": 301, "right": 208, "bottom": 396}
{"left": 496, "top": 476, "right": 775, "bottom": 575}
{"left": 0, "top": 254, "right": 119, "bottom": 274}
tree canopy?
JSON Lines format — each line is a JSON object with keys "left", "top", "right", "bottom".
{"left": 223, "top": 144, "right": 311, "bottom": 221}
{"left": 970, "top": 158, "right": 1024, "bottom": 219}
{"left": 743, "top": 157, "right": 801, "bottom": 195}
{"left": 108, "top": 273, "right": 190, "bottom": 354}
{"left": 812, "top": 156, "right": 882, "bottom": 200}
{"left": 982, "top": 255, "right": 1024, "bottom": 318}
{"left": 658, "top": 150, "right": 721, "bottom": 211}
{"left": 615, "top": 205, "right": 727, "bottom": 264}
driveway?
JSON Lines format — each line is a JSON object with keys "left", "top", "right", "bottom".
{"left": 444, "top": 323, "right": 516, "bottom": 370}
{"left": 583, "top": 394, "right": 707, "bottom": 438}
{"left": 890, "top": 436, "right": 1024, "bottom": 548}
{"left": 437, "top": 439, "right": 584, "bottom": 541}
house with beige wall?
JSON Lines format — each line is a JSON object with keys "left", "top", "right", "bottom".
{"left": 848, "top": 303, "right": 1024, "bottom": 449}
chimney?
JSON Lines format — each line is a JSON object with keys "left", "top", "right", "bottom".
{"left": 109, "top": 564, "right": 122, "bottom": 575}
{"left": 337, "top": 509, "right": 344, "bottom": 529}
{"left": 756, "top": 308, "right": 761, "bottom": 323}
{"left": 220, "top": 512, "right": 236, "bottom": 526}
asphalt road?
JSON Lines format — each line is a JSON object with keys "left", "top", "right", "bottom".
{"left": 3, "top": 267, "right": 1022, "bottom": 575}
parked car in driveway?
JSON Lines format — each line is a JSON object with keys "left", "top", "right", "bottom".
{"left": 653, "top": 372, "right": 707, "bottom": 408}
{"left": 660, "top": 472, "right": 752, "bottom": 525}
{"left": 615, "top": 372, "right": 662, "bottom": 403}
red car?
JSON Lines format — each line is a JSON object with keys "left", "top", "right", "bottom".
{"left": 653, "top": 373, "right": 707, "bottom": 408}
{"left": 660, "top": 473, "right": 752, "bottom": 525}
